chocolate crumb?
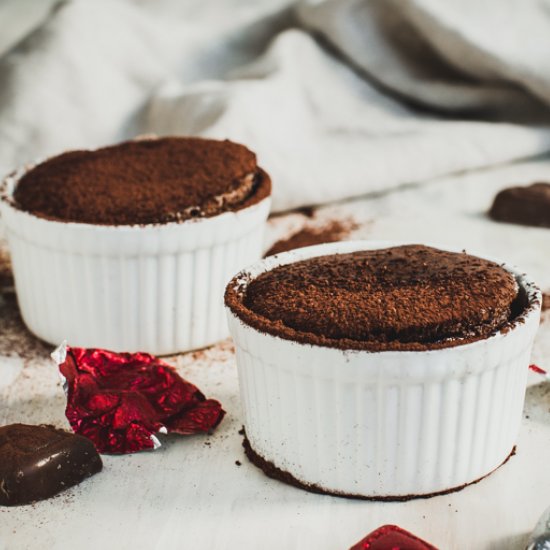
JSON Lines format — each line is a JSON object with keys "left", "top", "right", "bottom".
{"left": 235, "top": 460, "right": 242, "bottom": 466}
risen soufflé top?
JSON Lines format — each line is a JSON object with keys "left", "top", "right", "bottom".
{"left": 226, "top": 245, "right": 522, "bottom": 351}
{"left": 11, "top": 137, "right": 271, "bottom": 225}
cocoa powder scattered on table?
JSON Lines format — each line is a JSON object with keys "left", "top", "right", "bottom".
{"left": 0, "top": 245, "right": 50, "bottom": 361}
{"left": 265, "top": 219, "right": 357, "bottom": 257}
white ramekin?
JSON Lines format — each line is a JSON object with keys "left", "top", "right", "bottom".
{"left": 0, "top": 165, "right": 271, "bottom": 354}
{"left": 226, "top": 240, "right": 541, "bottom": 499}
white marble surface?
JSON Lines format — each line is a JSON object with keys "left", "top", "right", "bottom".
{"left": 2, "top": 156, "right": 550, "bottom": 549}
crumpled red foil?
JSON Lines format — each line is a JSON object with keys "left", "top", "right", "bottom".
{"left": 349, "top": 525, "right": 438, "bottom": 550}
{"left": 53, "top": 344, "right": 225, "bottom": 454}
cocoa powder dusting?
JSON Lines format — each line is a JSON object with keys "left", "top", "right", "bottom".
{"left": 12, "top": 137, "right": 271, "bottom": 225}
{"left": 227, "top": 245, "right": 522, "bottom": 352}
{"left": 265, "top": 219, "right": 358, "bottom": 257}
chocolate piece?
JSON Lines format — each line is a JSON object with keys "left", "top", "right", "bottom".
{"left": 489, "top": 183, "right": 550, "bottom": 228}
{"left": 11, "top": 137, "right": 271, "bottom": 225}
{"left": 349, "top": 524, "right": 438, "bottom": 550}
{"left": 226, "top": 244, "right": 521, "bottom": 352}
{"left": 0, "top": 424, "right": 102, "bottom": 506}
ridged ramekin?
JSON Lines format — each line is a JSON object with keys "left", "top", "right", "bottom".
{"left": 225, "top": 241, "right": 541, "bottom": 499}
{"left": 0, "top": 165, "right": 271, "bottom": 354}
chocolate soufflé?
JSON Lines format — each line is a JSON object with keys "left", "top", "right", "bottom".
{"left": 226, "top": 244, "right": 524, "bottom": 352}
{"left": 11, "top": 137, "right": 271, "bottom": 225}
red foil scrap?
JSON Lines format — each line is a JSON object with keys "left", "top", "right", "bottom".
{"left": 350, "top": 525, "right": 438, "bottom": 550}
{"left": 52, "top": 344, "right": 225, "bottom": 454}
{"left": 529, "top": 364, "right": 547, "bottom": 375}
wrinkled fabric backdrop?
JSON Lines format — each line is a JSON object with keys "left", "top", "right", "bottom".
{"left": 0, "top": 0, "right": 549, "bottom": 212}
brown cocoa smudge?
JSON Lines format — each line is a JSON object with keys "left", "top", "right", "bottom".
{"left": 0, "top": 246, "right": 51, "bottom": 361}
{"left": 294, "top": 206, "right": 315, "bottom": 218}
{"left": 268, "top": 205, "right": 316, "bottom": 220}
{"left": 0, "top": 293, "right": 52, "bottom": 361}
{"left": 264, "top": 218, "right": 358, "bottom": 257}
{"left": 0, "top": 246, "right": 14, "bottom": 290}
{"left": 542, "top": 293, "right": 550, "bottom": 312}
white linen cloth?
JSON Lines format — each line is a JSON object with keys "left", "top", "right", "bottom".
{"left": 0, "top": 0, "right": 549, "bottom": 212}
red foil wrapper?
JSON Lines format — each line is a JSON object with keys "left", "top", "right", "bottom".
{"left": 53, "top": 344, "right": 225, "bottom": 454}
{"left": 350, "top": 525, "right": 438, "bottom": 550}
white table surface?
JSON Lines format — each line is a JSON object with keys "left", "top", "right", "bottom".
{"left": 2, "top": 156, "right": 550, "bottom": 550}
